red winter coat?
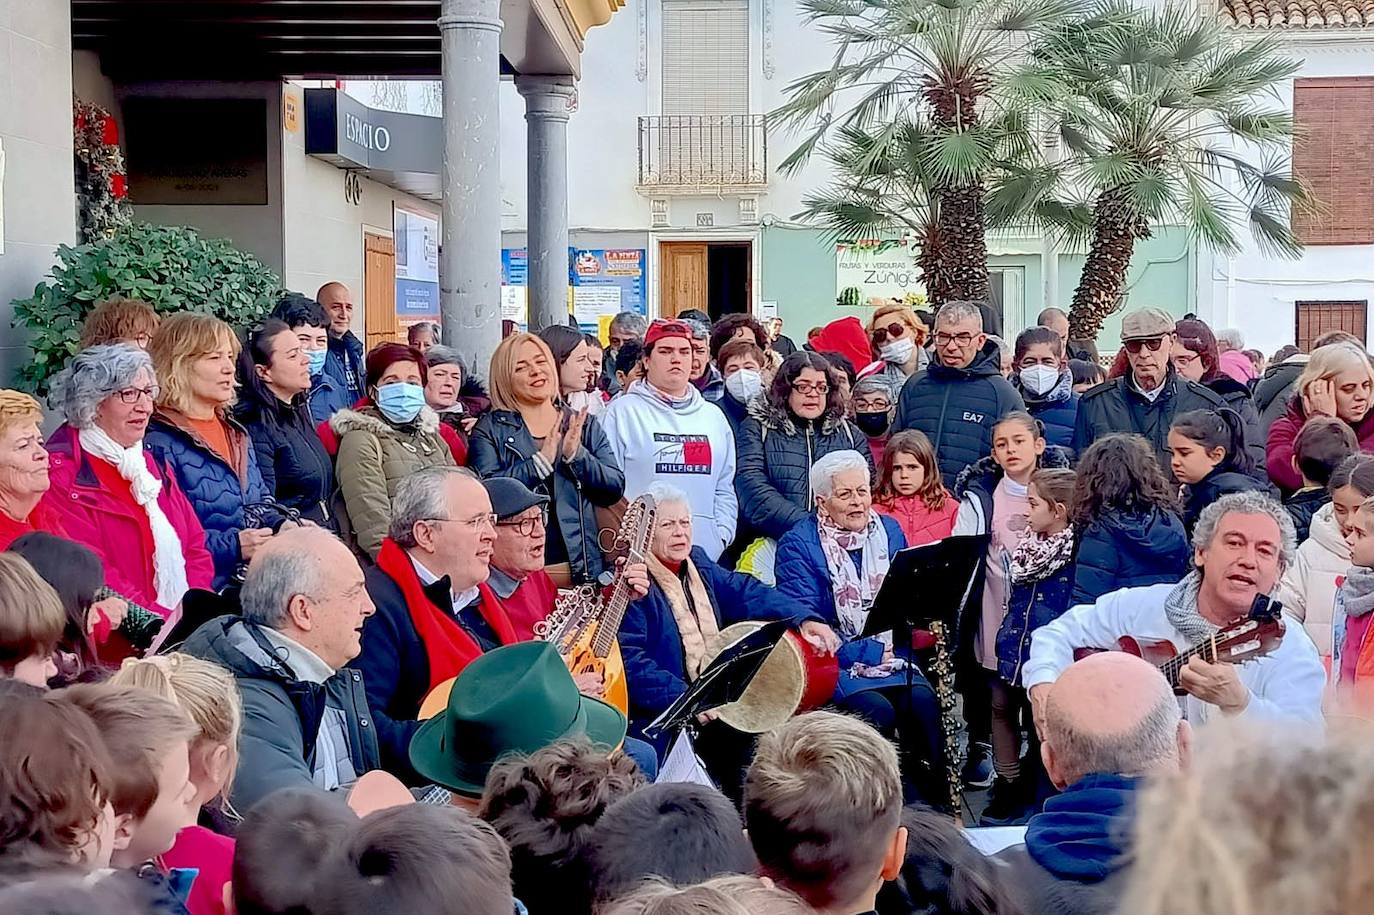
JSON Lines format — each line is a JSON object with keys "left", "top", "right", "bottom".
{"left": 43, "top": 424, "right": 214, "bottom": 618}
{"left": 875, "top": 491, "right": 959, "bottom": 547}
{"left": 1267, "top": 400, "right": 1374, "bottom": 492}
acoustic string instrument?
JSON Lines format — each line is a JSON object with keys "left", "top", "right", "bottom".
{"left": 534, "top": 495, "right": 657, "bottom": 715}
{"left": 699, "top": 621, "right": 839, "bottom": 733}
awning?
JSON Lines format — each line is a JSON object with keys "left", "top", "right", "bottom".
{"left": 305, "top": 89, "right": 441, "bottom": 200}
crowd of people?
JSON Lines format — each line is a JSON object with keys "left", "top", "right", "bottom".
{"left": 0, "top": 287, "right": 1369, "bottom": 915}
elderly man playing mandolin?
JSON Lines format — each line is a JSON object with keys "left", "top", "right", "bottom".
{"left": 1026, "top": 491, "right": 1325, "bottom": 731}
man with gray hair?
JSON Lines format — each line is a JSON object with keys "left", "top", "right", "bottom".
{"left": 1026, "top": 491, "right": 1326, "bottom": 730}
{"left": 891, "top": 301, "right": 1024, "bottom": 482}
{"left": 605, "top": 311, "right": 649, "bottom": 394}
{"left": 183, "top": 525, "right": 381, "bottom": 811}
{"left": 997, "top": 651, "right": 1192, "bottom": 914}
{"left": 351, "top": 465, "right": 521, "bottom": 781}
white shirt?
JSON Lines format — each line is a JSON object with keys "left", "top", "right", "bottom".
{"left": 411, "top": 554, "right": 479, "bottom": 611}
{"left": 1023, "top": 583, "right": 1327, "bottom": 725}
{"left": 1129, "top": 373, "right": 1166, "bottom": 403}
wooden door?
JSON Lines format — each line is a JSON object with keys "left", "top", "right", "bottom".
{"left": 363, "top": 233, "right": 398, "bottom": 351}
{"left": 660, "top": 242, "right": 708, "bottom": 318}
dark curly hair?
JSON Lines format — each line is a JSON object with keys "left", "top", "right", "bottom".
{"left": 709, "top": 314, "right": 770, "bottom": 359}
{"left": 479, "top": 739, "right": 645, "bottom": 915}
{"left": 1071, "top": 433, "right": 1177, "bottom": 526}
{"left": 767, "top": 351, "right": 846, "bottom": 424}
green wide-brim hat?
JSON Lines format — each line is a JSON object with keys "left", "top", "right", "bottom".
{"left": 409, "top": 641, "right": 627, "bottom": 796}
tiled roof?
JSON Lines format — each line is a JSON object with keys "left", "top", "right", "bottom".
{"left": 1220, "top": 0, "right": 1374, "bottom": 27}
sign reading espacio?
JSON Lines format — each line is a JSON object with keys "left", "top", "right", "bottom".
{"left": 304, "top": 89, "right": 439, "bottom": 174}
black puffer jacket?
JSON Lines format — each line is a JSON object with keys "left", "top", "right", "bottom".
{"left": 1072, "top": 369, "right": 1226, "bottom": 477}
{"left": 1181, "top": 466, "right": 1268, "bottom": 535}
{"left": 1203, "top": 375, "right": 1267, "bottom": 477}
{"left": 1255, "top": 359, "right": 1305, "bottom": 438}
{"left": 734, "top": 399, "right": 872, "bottom": 540}
{"left": 236, "top": 393, "right": 339, "bottom": 529}
{"left": 892, "top": 342, "right": 1025, "bottom": 483}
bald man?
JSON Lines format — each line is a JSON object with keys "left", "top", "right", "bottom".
{"left": 995, "top": 651, "right": 1191, "bottom": 915}
{"left": 1037, "top": 307, "right": 1095, "bottom": 363}
{"left": 318, "top": 281, "right": 366, "bottom": 403}
{"left": 183, "top": 526, "right": 383, "bottom": 810}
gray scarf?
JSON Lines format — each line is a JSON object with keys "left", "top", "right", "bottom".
{"left": 1162, "top": 572, "right": 1218, "bottom": 645}
{"left": 1342, "top": 566, "right": 1374, "bottom": 619}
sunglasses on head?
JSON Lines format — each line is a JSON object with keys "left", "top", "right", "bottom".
{"left": 1124, "top": 336, "right": 1168, "bottom": 354}
{"left": 871, "top": 322, "right": 906, "bottom": 344}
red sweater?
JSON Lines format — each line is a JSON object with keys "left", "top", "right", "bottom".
{"left": 500, "top": 569, "right": 561, "bottom": 642}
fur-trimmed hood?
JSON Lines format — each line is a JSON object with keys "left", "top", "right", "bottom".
{"left": 953, "top": 445, "right": 1073, "bottom": 499}
{"left": 328, "top": 404, "right": 441, "bottom": 438}
{"left": 746, "top": 395, "right": 849, "bottom": 436}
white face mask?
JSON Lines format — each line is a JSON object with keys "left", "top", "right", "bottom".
{"left": 880, "top": 337, "right": 915, "bottom": 365}
{"left": 724, "top": 369, "right": 764, "bottom": 402}
{"left": 1019, "top": 364, "right": 1062, "bottom": 397}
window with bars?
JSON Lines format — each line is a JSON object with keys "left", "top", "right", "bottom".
{"left": 1292, "top": 77, "right": 1374, "bottom": 246}
{"left": 1295, "top": 300, "right": 1368, "bottom": 350}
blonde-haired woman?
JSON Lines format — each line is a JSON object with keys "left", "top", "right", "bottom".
{"left": 866, "top": 303, "right": 929, "bottom": 392}
{"left": 468, "top": 332, "right": 625, "bottom": 586}
{"left": 113, "top": 652, "right": 241, "bottom": 914}
{"left": 145, "top": 312, "right": 282, "bottom": 590}
{"left": 1268, "top": 340, "right": 1374, "bottom": 491}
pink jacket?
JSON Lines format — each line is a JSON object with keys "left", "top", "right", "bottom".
{"left": 1219, "top": 349, "right": 1258, "bottom": 384}
{"left": 876, "top": 491, "right": 960, "bottom": 546}
{"left": 43, "top": 424, "right": 214, "bottom": 618}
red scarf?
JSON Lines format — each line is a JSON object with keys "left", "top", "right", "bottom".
{"left": 375, "top": 538, "right": 519, "bottom": 691}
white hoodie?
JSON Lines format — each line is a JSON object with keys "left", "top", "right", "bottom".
{"left": 601, "top": 379, "right": 737, "bottom": 560}
{"left": 1276, "top": 502, "right": 1351, "bottom": 661}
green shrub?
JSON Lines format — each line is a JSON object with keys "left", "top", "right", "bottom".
{"left": 10, "top": 222, "right": 280, "bottom": 393}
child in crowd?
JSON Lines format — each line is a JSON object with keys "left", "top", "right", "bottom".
{"left": 613, "top": 340, "right": 645, "bottom": 394}
{"left": 1167, "top": 408, "right": 1267, "bottom": 534}
{"left": 1336, "top": 496, "right": 1374, "bottom": 712}
{"left": 984, "top": 467, "right": 1077, "bottom": 824}
{"left": 745, "top": 711, "right": 906, "bottom": 915}
{"left": 603, "top": 876, "right": 814, "bottom": 915}
{"left": 232, "top": 789, "right": 359, "bottom": 915}
{"left": 1284, "top": 417, "right": 1359, "bottom": 542}
{"left": 582, "top": 783, "right": 757, "bottom": 913}
{"left": 479, "top": 738, "right": 646, "bottom": 915}
{"left": 0, "top": 552, "right": 65, "bottom": 689}
{"left": 874, "top": 430, "right": 959, "bottom": 546}
{"left": 876, "top": 807, "right": 1023, "bottom": 915}
{"left": 0, "top": 688, "right": 117, "bottom": 883}
{"left": 112, "top": 654, "right": 242, "bottom": 915}
{"left": 1278, "top": 453, "right": 1374, "bottom": 662}
{"left": 952, "top": 412, "right": 1068, "bottom": 790}
{"left": 1070, "top": 434, "right": 1190, "bottom": 606}
{"left": 1068, "top": 358, "right": 1105, "bottom": 394}
{"left": 58, "top": 683, "right": 200, "bottom": 910}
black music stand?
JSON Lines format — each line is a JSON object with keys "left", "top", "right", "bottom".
{"left": 862, "top": 534, "right": 989, "bottom": 647}
{"left": 644, "top": 618, "right": 793, "bottom": 740}
{"left": 154, "top": 588, "right": 237, "bottom": 654}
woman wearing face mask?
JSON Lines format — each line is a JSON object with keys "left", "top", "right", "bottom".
{"left": 538, "top": 324, "right": 605, "bottom": 417}
{"left": 866, "top": 304, "right": 930, "bottom": 391}
{"left": 1011, "top": 326, "right": 1079, "bottom": 451}
{"left": 468, "top": 332, "right": 625, "bottom": 587}
{"left": 735, "top": 352, "right": 874, "bottom": 541}
{"left": 234, "top": 319, "right": 340, "bottom": 531}
{"left": 331, "top": 342, "right": 455, "bottom": 559}
{"left": 851, "top": 377, "right": 896, "bottom": 467}
{"left": 715, "top": 339, "right": 768, "bottom": 437}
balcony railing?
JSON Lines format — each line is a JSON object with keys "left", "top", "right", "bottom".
{"left": 637, "top": 115, "right": 768, "bottom": 193}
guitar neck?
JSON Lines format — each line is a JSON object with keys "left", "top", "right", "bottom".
{"left": 591, "top": 547, "right": 644, "bottom": 659}
{"left": 1157, "top": 635, "right": 1219, "bottom": 689}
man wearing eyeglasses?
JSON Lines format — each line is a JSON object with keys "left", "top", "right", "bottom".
{"left": 1071, "top": 308, "right": 1227, "bottom": 476}
{"left": 891, "top": 301, "right": 1025, "bottom": 483}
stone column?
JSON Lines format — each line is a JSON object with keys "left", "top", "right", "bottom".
{"left": 516, "top": 76, "right": 576, "bottom": 332}
{"left": 438, "top": 0, "right": 503, "bottom": 373}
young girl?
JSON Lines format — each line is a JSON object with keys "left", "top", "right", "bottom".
{"left": 1071, "top": 434, "right": 1190, "bottom": 606}
{"left": 1167, "top": 409, "right": 1267, "bottom": 534}
{"left": 874, "top": 430, "right": 959, "bottom": 546}
{"left": 112, "top": 653, "right": 242, "bottom": 915}
{"left": 952, "top": 413, "right": 1069, "bottom": 800}
{"left": 1336, "top": 497, "right": 1374, "bottom": 713}
{"left": 985, "top": 468, "right": 1076, "bottom": 824}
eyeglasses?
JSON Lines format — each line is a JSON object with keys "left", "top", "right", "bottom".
{"left": 934, "top": 332, "right": 976, "bottom": 348}
{"left": 1124, "top": 337, "right": 1168, "bottom": 354}
{"left": 497, "top": 510, "right": 548, "bottom": 537}
{"left": 422, "top": 513, "right": 498, "bottom": 532}
{"left": 871, "top": 322, "right": 906, "bottom": 345}
{"left": 114, "top": 385, "right": 160, "bottom": 404}
{"left": 792, "top": 380, "right": 830, "bottom": 395}
{"left": 1173, "top": 350, "right": 1200, "bottom": 366}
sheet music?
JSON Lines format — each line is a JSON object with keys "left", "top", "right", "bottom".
{"left": 963, "top": 826, "right": 1027, "bottom": 855}
{"left": 654, "top": 731, "right": 715, "bottom": 788}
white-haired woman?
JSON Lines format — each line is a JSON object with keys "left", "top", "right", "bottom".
{"left": 618, "top": 482, "right": 818, "bottom": 798}
{"left": 774, "top": 449, "right": 946, "bottom": 806}
{"left": 1268, "top": 341, "right": 1374, "bottom": 491}
{"left": 44, "top": 344, "right": 214, "bottom": 620}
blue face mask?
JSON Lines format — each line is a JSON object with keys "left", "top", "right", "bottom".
{"left": 307, "top": 347, "right": 327, "bottom": 378}
{"left": 376, "top": 382, "right": 426, "bottom": 424}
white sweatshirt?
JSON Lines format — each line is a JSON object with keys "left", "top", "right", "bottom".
{"left": 1024, "top": 583, "right": 1326, "bottom": 725}
{"left": 601, "top": 380, "right": 738, "bottom": 560}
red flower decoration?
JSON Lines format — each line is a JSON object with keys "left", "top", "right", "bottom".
{"left": 101, "top": 114, "right": 118, "bottom": 146}
{"left": 111, "top": 174, "right": 127, "bottom": 199}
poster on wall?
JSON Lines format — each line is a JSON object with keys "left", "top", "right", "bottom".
{"left": 501, "top": 248, "right": 647, "bottom": 330}
{"left": 835, "top": 239, "right": 927, "bottom": 303}
{"left": 501, "top": 248, "right": 529, "bottom": 323}
{"left": 394, "top": 205, "right": 440, "bottom": 324}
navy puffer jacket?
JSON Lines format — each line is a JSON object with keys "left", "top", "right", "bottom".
{"left": 734, "top": 399, "right": 873, "bottom": 540}
{"left": 145, "top": 409, "right": 281, "bottom": 590}
{"left": 997, "top": 550, "right": 1076, "bottom": 685}
{"left": 235, "top": 393, "right": 339, "bottom": 530}
{"left": 1017, "top": 372, "right": 1080, "bottom": 452}
{"left": 1071, "top": 508, "right": 1190, "bottom": 606}
{"left": 892, "top": 342, "right": 1025, "bottom": 484}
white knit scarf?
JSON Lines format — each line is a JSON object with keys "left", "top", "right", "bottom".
{"left": 817, "top": 509, "right": 892, "bottom": 642}
{"left": 78, "top": 426, "right": 190, "bottom": 609}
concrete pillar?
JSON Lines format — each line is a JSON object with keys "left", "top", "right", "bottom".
{"left": 438, "top": 0, "right": 503, "bottom": 375}
{"left": 516, "top": 76, "right": 576, "bottom": 332}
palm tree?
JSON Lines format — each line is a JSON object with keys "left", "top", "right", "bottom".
{"left": 1019, "top": 2, "right": 1308, "bottom": 340}
{"left": 773, "top": 0, "right": 1079, "bottom": 305}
